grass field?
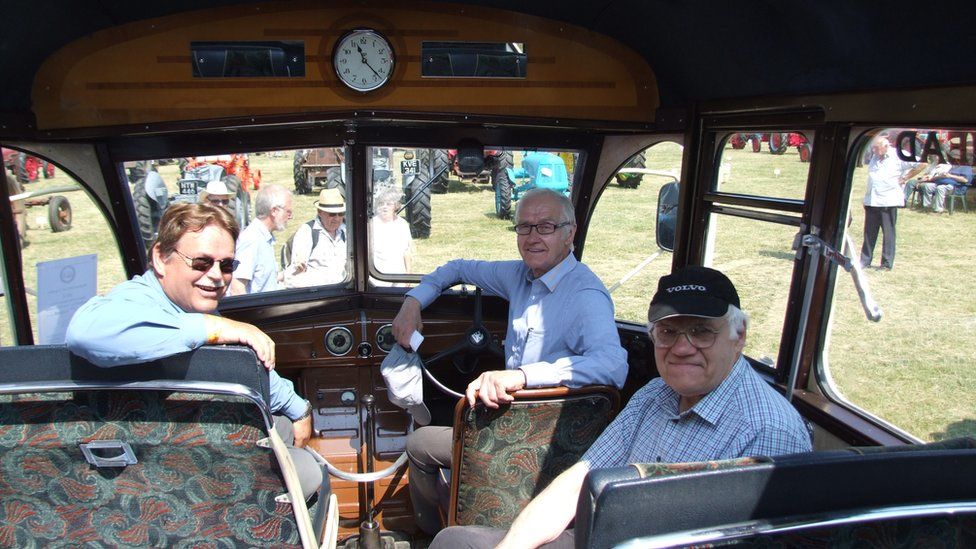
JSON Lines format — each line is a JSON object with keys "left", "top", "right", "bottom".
{"left": 3, "top": 138, "right": 973, "bottom": 442}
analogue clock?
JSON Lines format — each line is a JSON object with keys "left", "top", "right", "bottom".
{"left": 332, "top": 28, "right": 395, "bottom": 92}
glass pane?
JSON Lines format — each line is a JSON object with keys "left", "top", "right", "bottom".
{"left": 704, "top": 215, "right": 796, "bottom": 367}
{"left": 824, "top": 128, "right": 976, "bottom": 442}
{"left": 587, "top": 142, "right": 682, "bottom": 323}
{"left": 130, "top": 150, "right": 352, "bottom": 295}
{"left": 6, "top": 154, "right": 126, "bottom": 343}
{"left": 717, "top": 132, "right": 813, "bottom": 200}
{"left": 369, "top": 147, "right": 578, "bottom": 284}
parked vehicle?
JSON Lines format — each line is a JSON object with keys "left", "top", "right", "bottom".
{"left": 495, "top": 151, "right": 570, "bottom": 218}
{"left": 2, "top": 148, "right": 55, "bottom": 184}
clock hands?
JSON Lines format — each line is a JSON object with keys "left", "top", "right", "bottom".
{"left": 356, "top": 44, "right": 382, "bottom": 78}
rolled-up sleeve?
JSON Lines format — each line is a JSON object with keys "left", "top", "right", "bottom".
{"left": 269, "top": 371, "right": 307, "bottom": 419}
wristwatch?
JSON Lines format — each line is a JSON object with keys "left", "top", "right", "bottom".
{"left": 296, "top": 400, "right": 313, "bottom": 421}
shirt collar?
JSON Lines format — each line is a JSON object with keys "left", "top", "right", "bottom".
{"left": 313, "top": 218, "right": 346, "bottom": 241}
{"left": 527, "top": 253, "right": 577, "bottom": 291}
{"left": 250, "top": 218, "right": 274, "bottom": 243}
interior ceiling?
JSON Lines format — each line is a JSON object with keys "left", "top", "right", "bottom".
{"left": 2, "top": 0, "right": 975, "bottom": 117}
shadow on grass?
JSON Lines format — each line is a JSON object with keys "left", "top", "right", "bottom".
{"left": 441, "top": 179, "right": 492, "bottom": 194}
{"left": 930, "top": 418, "right": 976, "bottom": 441}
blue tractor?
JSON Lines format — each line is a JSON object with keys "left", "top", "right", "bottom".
{"left": 494, "top": 152, "right": 571, "bottom": 218}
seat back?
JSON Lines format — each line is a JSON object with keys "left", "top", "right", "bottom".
{"left": 0, "top": 345, "right": 305, "bottom": 547}
{"left": 576, "top": 437, "right": 976, "bottom": 549}
{"left": 449, "top": 386, "right": 619, "bottom": 528}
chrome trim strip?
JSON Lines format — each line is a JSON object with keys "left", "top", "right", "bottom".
{"left": 612, "top": 501, "right": 976, "bottom": 549}
{"left": 0, "top": 380, "right": 275, "bottom": 430}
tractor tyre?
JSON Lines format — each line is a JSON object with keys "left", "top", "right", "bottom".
{"left": 48, "top": 195, "right": 72, "bottom": 232}
{"left": 751, "top": 136, "right": 762, "bottom": 153}
{"left": 132, "top": 178, "right": 161, "bottom": 247}
{"left": 768, "top": 133, "right": 788, "bottom": 155}
{"left": 325, "top": 167, "right": 345, "bottom": 201}
{"left": 490, "top": 151, "right": 514, "bottom": 192}
{"left": 42, "top": 161, "right": 55, "bottom": 179}
{"left": 729, "top": 134, "right": 747, "bottom": 149}
{"left": 494, "top": 167, "right": 513, "bottom": 219}
{"left": 14, "top": 153, "right": 29, "bottom": 185}
{"left": 619, "top": 151, "right": 646, "bottom": 188}
{"left": 293, "top": 151, "right": 312, "bottom": 195}
{"left": 798, "top": 142, "right": 812, "bottom": 163}
{"left": 404, "top": 177, "right": 432, "bottom": 239}
{"left": 417, "top": 149, "right": 451, "bottom": 194}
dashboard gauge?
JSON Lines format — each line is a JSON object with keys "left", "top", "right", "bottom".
{"left": 324, "top": 326, "right": 354, "bottom": 356}
{"left": 375, "top": 324, "right": 395, "bottom": 353}
{"left": 333, "top": 28, "right": 395, "bottom": 92}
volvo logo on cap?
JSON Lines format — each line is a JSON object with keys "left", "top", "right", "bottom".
{"left": 666, "top": 284, "right": 707, "bottom": 293}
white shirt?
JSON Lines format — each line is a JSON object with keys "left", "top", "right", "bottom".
{"left": 370, "top": 215, "right": 413, "bottom": 278}
{"left": 863, "top": 151, "right": 908, "bottom": 207}
{"left": 285, "top": 218, "right": 347, "bottom": 288}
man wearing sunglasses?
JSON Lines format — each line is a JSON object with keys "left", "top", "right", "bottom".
{"left": 391, "top": 188, "right": 628, "bottom": 535}
{"left": 431, "top": 266, "right": 811, "bottom": 549}
{"left": 66, "top": 202, "right": 324, "bottom": 500}
{"left": 284, "top": 187, "right": 348, "bottom": 288}
{"left": 201, "top": 178, "right": 233, "bottom": 209}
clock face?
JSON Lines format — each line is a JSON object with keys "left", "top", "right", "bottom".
{"left": 333, "top": 29, "right": 395, "bottom": 92}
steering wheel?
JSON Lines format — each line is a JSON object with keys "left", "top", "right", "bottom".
{"left": 420, "top": 287, "right": 505, "bottom": 393}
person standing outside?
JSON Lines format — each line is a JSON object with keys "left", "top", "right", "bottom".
{"left": 285, "top": 188, "right": 348, "bottom": 288}
{"left": 232, "top": 184, "right": 292, "bottom": 294}
{"left": 861, "top": 136, "right": 909, "bottom": 270}
{"left": 370, "top": 186, "right": 413, "bottom": 284}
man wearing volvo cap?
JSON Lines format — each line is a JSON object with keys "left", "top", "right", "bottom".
{"left": 430, "top": 266, "right": 811, "bottom": 549}
{"left": 285, "top": 187, "right": 348, "bottom": 288}
{"left": 392, "top": 188, "right": 628, "bottom": 536}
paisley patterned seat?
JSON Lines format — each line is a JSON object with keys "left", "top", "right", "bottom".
{"left": 448, "top": 386, "right": 619, "bottom": 529}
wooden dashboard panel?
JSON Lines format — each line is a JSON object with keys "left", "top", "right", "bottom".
{"left": 32, "top": 0, "right": 658, "bottom": 129}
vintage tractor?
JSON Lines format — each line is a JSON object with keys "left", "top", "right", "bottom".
{"left": 728, "top": 132, "right": 812, "bottom": 162}
{"left": 423, "top": 149, "right": 514, "bottom": 193}
{"left": 495, "top": 152, "right": 570, "bottom": 219}
{"left": 3, "top": 148, "right": 56, "bottom": 184}
{"left": 614, "top": 151, "right": 647, "bottom": 188}
{"left": 293, "top": 148, "right": 343, "bottom": 195}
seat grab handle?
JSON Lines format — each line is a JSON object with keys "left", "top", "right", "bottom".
{"left": 79, "top": 440, "right": 138, "bottom": 468}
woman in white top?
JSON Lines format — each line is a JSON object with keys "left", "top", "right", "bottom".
{"left": 370, "top": 186, "right": 414, "bottom": 285}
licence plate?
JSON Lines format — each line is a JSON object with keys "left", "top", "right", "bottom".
{"left": 400, "top": 160, "right": 420, "bottom": 174}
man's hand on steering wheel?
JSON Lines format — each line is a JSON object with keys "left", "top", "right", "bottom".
{"left": 466, "top": 369, "right": 527, "bottom": 409}
{"left": 393, "top": 296, "right": 424, "bottom": 350}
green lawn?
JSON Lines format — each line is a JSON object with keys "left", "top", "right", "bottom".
{"left": 3, "top": 140, "right": 973, "bottom": 442}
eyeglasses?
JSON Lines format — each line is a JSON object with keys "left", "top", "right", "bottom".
{"left": 173, "top": 249, "right": 239, "bottom": 274}
{"left": 650, "top": 324, "right": 721, "bottom": 349}
{"left": 514, "top": 221, "right": 571, "bottom": 235}
{"left": 325, "top": 212, "right": 345, "bottom": 218}
{"left": 207, "top": 198, "right": 229, "bottom": 206}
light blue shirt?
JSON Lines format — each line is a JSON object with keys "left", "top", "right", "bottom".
{"left": 407, "top": 254, "right": 627, "bottom": 389}
{"left": 65, "top": 271, "right": 307, "bottom": 420}
{"left": 582, "top": 356, "right": 811, "bottom": 468}
{"left": 234, "top": 219, "right": 279, "bottom": 293}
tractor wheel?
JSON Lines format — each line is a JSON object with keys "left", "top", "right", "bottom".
{"left": 729, "top": 134, "right": 747, "bottom": 149}
{"left": 404, "top": 177, "right": 431, "bottom": 239}
{"left": 42, "top": 161, "right": 55, "bottom": 179}
{"left": 490, "top": 152, "right": 514, "bottom": 192}
{"left": 48, "top": 195, "right": 72, "bottom": 232}
{"left": 417, "top": 149, "right": 451, "bottom": 194}
{"left": 222, "top": 175, "right": 250, "bottom": 230}
{"left": 798, "top": 142, "right": 812, "bottom": 163}
{"left": 325, "top": 167, "right": 345, "bottom": 201}
{"left": 131, "top": 178, "right": 160, "bottom": 247}
{"left": 494, "top": 167, "right": 513, "bottom": 219}
{"left": 751, "top": 136, "right": 762, "bottom": 153}
{"left": 768, "top": 133, "right": 788, "bottom": 154}
{"left": 14, "top": 153, "right": 29, "bottom": 185}
{"left": 293, "top": 151, "right": 311, "bottom": 195}
{"left": 619, "top": 151, "right": 646, "bottom": 188}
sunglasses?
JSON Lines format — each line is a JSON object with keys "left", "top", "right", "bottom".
{"left": 173, "top": 249, "right": 239, "bottom": 274}
{"left": 208, "top": 198, "right": 230, "bottom": 206}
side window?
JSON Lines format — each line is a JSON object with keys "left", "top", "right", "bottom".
{"left": 587, "top": 142, "right": 682, "bottom": 323}
{"left": 2, "top": 151, "right": 126, "bottom": 345}
{"left": 367, "top": 147, "right": 577, "bottom": 285}
{"left": 706, "top": 132, "right": 813, "bottom": 365}
{"left": 131, "top": 149, "right": 351, "bottom": 296}
{"left": 823, "top": 128, "right": 976, "bottom": 441}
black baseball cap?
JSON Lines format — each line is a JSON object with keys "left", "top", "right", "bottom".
{"left": 647, "top": 266, "right": 740, "bottom": 322}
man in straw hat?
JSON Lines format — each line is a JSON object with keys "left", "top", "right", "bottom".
{"left": 200, "top": 178, "right": 233, "bottom": 210}
{"left": 430, "top": 266, "right": 811, "bottom": 548}
{"left": 284, "top": 187, "right": 348, "bottom": 288}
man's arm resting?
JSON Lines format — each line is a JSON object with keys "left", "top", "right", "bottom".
{"left": 496, "top": 461, "right": 591, "bottom": 549}
{"left": 203, "top": 315, "right": 275, "bottom": 370}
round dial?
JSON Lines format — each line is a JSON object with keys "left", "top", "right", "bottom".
{"left": 324, "top": 326, "right": 354, "bottom": 356}
{"left": 375, "top": 324, "right": 395, "bottom": 353}
{"left": 332, "top": 29, "right": 395, "bottom": 92}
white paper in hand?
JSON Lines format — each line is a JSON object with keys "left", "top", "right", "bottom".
{"left": 409, "top": 330, "right": 425, "bottom": 352}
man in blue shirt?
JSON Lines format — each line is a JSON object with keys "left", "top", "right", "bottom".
{"left": 66, "top": 202, "right": 321, "bottom": 500}
{"left": 430, "top": 266, "right": 811, "bottom": 549}
{"left": 920, "top": 164, "right": 973, "bottom": 213}
{"left": 391, "top": 188, "right": 628, "bottom": 535}
{"left": 231, "top": 184, "right": 293, "bottom": 294}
